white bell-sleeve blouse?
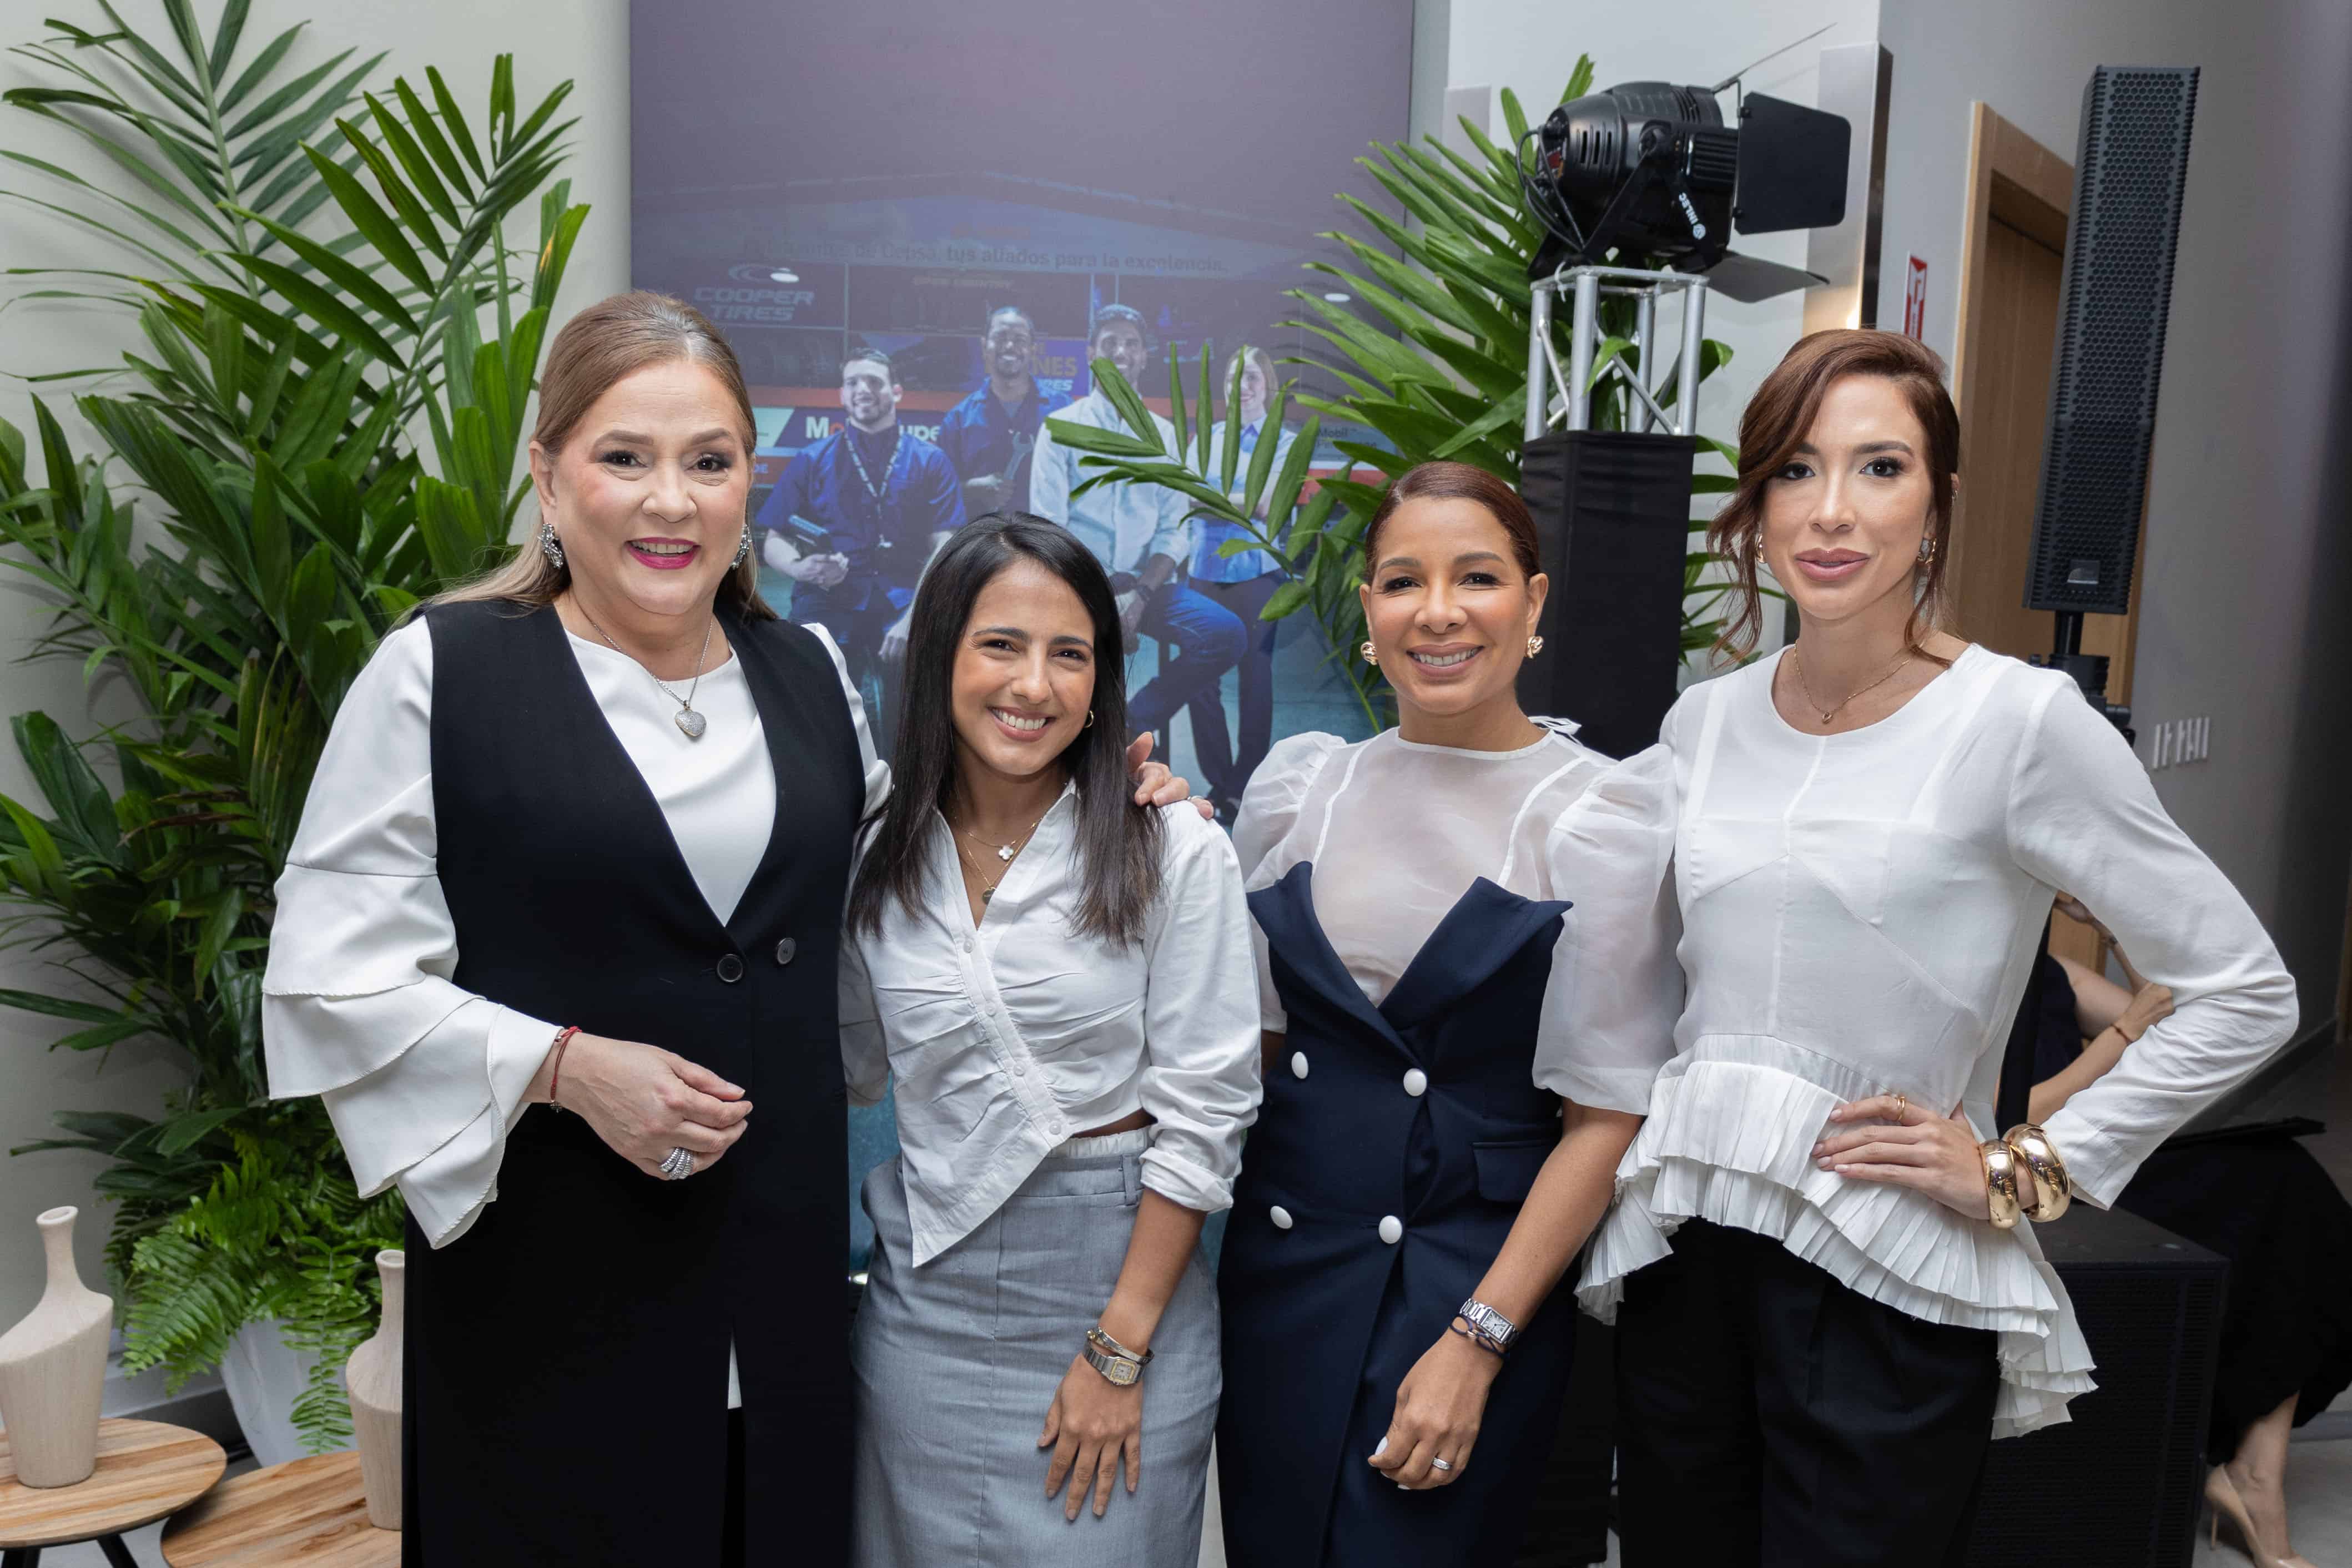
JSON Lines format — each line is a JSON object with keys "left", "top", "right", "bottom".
{"left": 1231, "top": 720, "right": 1670, "bottom": 1116}
{"left": 261, "top": 615, "right": 885, "bottom": 1250}
{"left": 1567, "top": 644, "right": 2298, "bottom": 1438}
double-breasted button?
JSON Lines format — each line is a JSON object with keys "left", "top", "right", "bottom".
{"left": 1290, "top": 1052, "right": 1310, "bottom": 1080}
{"left": 1377, "top": 1215, "right": 1403, "bottom": 1244}
{"left": 1270, "top": 1205, "right": 1295, "bottom": 1230}
{"left": 774, "top": 937, "right": 797, "bottom": 966}
{"left": 716, "top": 954, "right": 744, "bottom": 984}
{"left": 1402, "top": 1068, "right": 1428, "bottom": 1097}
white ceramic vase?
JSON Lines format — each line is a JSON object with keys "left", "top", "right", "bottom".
{"left": 220, "top": 1318, "right": 324, "bottom": 1468}
{"left": 0, "top": 1206, "right": 113, "bottom": 1486}
{"left": 344, "top": 1249, "right": 403, "bottom": 1530}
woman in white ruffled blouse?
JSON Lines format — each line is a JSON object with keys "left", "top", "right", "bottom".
{"left": 1571, "top": 330, "right": 2298, "bottom": 1565}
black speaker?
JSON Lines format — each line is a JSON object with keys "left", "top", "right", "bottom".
{"left": 2024, "top": 65, "right": 2199, "bottom": 616}
{"left": 1517, "top": 431, "right": 1697, "bottom": 759}
{"left": 1962, "top": 1203, "right": 2225, "bottom": 1567}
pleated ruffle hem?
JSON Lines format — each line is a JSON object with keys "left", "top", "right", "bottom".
{"left": 1578, "top": 1036, "right": 2097, "bottom": 1438}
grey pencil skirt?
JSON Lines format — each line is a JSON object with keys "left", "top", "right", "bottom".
{"left": 850, "top": 1129, "right": 1221, "bottom": 1568}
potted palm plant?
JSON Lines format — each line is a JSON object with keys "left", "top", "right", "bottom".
{"left": 0, "top": 1, "right": 583, "bottom": 1456}
{"left": 1050, "top": 60, "right": 1750, "bottom": 729}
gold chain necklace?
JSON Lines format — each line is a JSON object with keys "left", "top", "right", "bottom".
{"left": 948, "top": 810, "right": 1045, "bottom": 904}
{"left": 1787, "top": 644, "right": 1915, "bottom": 727}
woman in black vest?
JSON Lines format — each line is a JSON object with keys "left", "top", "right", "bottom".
{"left": 263, "top": 293, "right": 1192, "bottom": 1566}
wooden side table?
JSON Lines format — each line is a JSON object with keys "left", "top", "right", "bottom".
{"left": 161, "top": 1450, "right": 392, "bottom": 1567}
{"left": 0, "top": 1418, "right": 226, "bottom": 1567}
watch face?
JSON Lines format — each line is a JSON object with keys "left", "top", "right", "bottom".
{"left": 1103, "top": 1358, "right": 1140, "bottom": 1386}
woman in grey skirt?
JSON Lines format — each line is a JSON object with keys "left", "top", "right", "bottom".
{"left": 839, "top": 514, "right": 1261, "bottom": 1566}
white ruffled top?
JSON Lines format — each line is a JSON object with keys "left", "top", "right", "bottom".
{"left": 1569, "top": 646, "right": 2298, "bottom": 1438}
{"left": 1233, "top": 720, "right": 1672, "bottom": 1116}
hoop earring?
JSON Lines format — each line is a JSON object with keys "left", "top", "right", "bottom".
{"left": 1084, "top": 710, "right": 1095, "bottom": 728}
{"left": 1526, "top": 634, "right": 1545, "bottom": 658}
{"left": 1359, "top": 640, "right": 1378, "bottom": 666}
{"left": 732, "top": 523, "right": 753, "bottom": 569}
{"left": 538, "top": 520, "right": 566, "bottom": 570}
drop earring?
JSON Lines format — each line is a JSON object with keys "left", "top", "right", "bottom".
{"left": 538, "top": 520, "right": 566, "bottom": 569}
{"left": 1917, "top": 536, "right": 1937, "bottom": 564}
{"left": 1526, "top": 634, "right": 1545, "bottom": 658}
{"left": 1359, "top": 640, "right": 1378, "bottom": 666}
{"left": 732, "top": 523, "right": 753, "bottom": 569}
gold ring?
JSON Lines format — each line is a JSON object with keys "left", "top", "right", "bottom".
{"left": 1891, "top": 1092, "right": 1908, "bottom": 1122}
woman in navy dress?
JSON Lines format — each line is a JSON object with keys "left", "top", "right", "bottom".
{"left": 1216, "top": 462, "right": 1668, "bottom": 1566}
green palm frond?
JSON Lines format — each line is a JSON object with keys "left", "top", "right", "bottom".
{"left": 1060, "top": 61, "right": 1747, "bottom": 722}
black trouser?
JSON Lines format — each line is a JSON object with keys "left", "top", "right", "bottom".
{"left": 1615, "top": 1219, "right": 1998, "bottom": 1568}
{"left": 1182, "top": 571, "right": 1281, "bottom": 804}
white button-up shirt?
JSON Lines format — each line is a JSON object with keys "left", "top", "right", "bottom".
{"left": 1029, "top": 390, "right": 1191, "bottom": 577}
{"left": 839, "top": 788, "right": 1262, "bottom": 1264}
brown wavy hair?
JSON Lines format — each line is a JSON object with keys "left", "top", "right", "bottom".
{"left": 1707, "top": 329, "right": 1959, "bottom": 660}
{"left": 431, "top": 291, "right": 772, "bottom": 619}
{"left": 1361, "top": 461, "right": 1542, "bottom": 579}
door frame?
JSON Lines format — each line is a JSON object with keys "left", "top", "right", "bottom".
{"left": 1950, "top": 104, "right": 2148, "bottom": 973}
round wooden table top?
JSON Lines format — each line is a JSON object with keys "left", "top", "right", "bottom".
{"left": 0, "top": 1417, "right": 226, "bottom": 1549}
{"left": 162, "top": 1448, "right": 394, "bottom": 1567}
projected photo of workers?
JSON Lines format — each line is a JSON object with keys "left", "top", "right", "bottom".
{"left": 756, "top": 349, "right": 966, "bottom": 751}
{"left": 1030, "top": 304, "right": 1245, "bottom": 757}
{"left": 1186, "top": 346, "right": 1295, "bottom": 818}
{"left": 935, "top": 306, "right": 1070, "bottom": 518}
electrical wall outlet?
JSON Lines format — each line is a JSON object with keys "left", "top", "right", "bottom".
{"left": 2145, "top": 715, "right": 2210, "bottom": 771}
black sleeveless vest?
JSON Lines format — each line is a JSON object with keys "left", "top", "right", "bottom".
{"left": 400, "top": 598, "right": 862, "bottom": 1566}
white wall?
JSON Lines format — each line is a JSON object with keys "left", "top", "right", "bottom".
{"left": 1875, "top": 0, "right": 2352, "bottom": 1031}
{"left": 0, "top": 0, "right": 629, "bottom": 1332}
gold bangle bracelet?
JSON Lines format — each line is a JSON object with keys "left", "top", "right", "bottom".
{"left": 2003, "top": 1123, "right": 2072, "bottom": 1222}
{"left": 1978, "top": 1138, "right": 2022, "bottom": 1230}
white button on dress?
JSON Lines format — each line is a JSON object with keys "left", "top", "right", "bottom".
{"left": 1377, "top": 1215, "right": 1403, "bottom": 1244}
{"left": 1290, "top": 1052, "right": 1310, "bottom": 1080}
{"left": 1402, "top": 1068, "right": 1427, "bottom": 1097}
{"left": 1270, "top": 1205, "right": 1295, "bottom": 1230}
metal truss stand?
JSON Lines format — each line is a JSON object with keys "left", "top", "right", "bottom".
{"left": 1524, "top": 265, "right": 1713, "bottom": 439}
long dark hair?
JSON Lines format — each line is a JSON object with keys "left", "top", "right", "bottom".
{"left": 848, "top": 513, "right": 1163, "bottom": 945}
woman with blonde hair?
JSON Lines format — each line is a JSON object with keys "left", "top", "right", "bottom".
{"left": 1567, "top": 329, "right": 2297, "bottom": 1565}
{"left": 263, "top": 293, "right": 1193, "bottom": 1565}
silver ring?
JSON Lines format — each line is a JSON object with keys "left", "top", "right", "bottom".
{"left": 1429, "top": 1458, "right": 1453, "bottom": 1473}
{"left": 661, "top": 1147, "right": 696, "bottom": 1180}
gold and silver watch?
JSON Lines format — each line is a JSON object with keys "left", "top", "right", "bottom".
{"left": 1082, "top": 1325, "right": 1153, "bottom": 1387}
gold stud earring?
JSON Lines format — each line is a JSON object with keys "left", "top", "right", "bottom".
{"left": 1526, "top": 634, "right": 1545, "bottom": 658}
{"left": 1359, "top": 640, "right": 1378, "bottom": 666}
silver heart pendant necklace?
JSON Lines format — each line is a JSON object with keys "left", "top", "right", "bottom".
{"left": 576, "top": 599, "right": 717, "bottom": 740}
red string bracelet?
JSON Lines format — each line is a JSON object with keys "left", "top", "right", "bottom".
{"left": 546, "top": 1026, "right": 581, "bottom": 1111}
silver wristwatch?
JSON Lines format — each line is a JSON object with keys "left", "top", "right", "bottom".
{"left": 1083, "top": 1325, "right": 1153, "bottom": 1387}
{"left": 1455, "top": 1298, "right": 1519, "bottom": 1355}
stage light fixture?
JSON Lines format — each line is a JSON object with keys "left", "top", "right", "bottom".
{"left": 1523, "top": 82, "right": 1849, "bottom": 301}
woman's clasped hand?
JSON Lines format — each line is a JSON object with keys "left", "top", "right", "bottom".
{"left": 537, "top": 1031, "right": 754, "bottom": 1180}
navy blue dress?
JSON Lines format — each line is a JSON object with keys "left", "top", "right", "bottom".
{"left": 1216, "top": 862, "right": 1580, "bottom": 1567}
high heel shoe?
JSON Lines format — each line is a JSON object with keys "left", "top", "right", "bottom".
{"left": 2205, "top": 1466, "right": 2316, "bottom": 1568}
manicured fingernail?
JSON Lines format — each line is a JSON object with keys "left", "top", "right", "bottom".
{"left": 1372, "top": 1436, "right": 1388, "bottom": 1457}
{"left": 1816, "top": 1158, "right": 1834, "bottom": 1169}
